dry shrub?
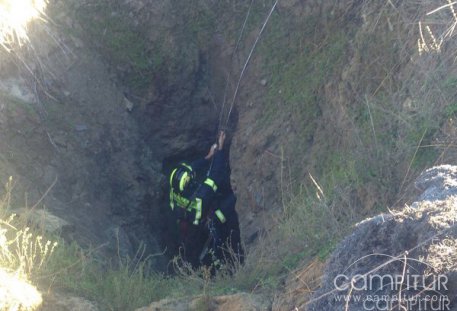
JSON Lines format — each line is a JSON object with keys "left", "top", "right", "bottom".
{"left": 0, "top": 178, "right": 57, "bottom": 310}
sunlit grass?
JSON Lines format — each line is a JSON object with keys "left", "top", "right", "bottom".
{"left": 0, "top": 0, "right": 47, "bottom": 51}
{"left": 0, "top": 177, "right": 57, "bottom": 310}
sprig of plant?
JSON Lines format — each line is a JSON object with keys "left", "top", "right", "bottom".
{"left": 0, "top": 178, "right": 58, "bottom": 279}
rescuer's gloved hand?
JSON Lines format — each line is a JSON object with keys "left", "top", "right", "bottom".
{"left": 205, "top": 143, "right": 218, "bottom": 160}
{"left": 205, "top": 131, "right": 226, "bottom": 159}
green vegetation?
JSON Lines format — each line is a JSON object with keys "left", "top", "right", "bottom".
{"left": 209, "top": 183, "right": 349, "bottom": 296}
{"left": 60, "top": 0, "right": 218, "bottom": 93}
{"left": 42, "top": 243, "right": 192, "bottom": 310}
{"left": 252, "top": 12, "right": 355, "bottom": 193}
{"left": 254, "top": 5, "right": 450, "bottom": 216}
{"left": 69, "top": 2, "right": 156, "bottom": 91}
{"left": 258, "top": 14, "right": 350, "bottom": 128}
{"left": 444, "top": 102, "right": 457, "bottom": 117}
{"left": 171, "top": 0, "right": 216, "bottom": 48}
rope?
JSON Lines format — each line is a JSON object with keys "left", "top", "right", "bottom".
{"left": 218, "top": 0, "right": 254, "bottom": 131}
{"left": 210, "top": 1, "right": 278, "bottom": 180}
{"left": 224, "top": 0, "right": 279, "bottom": 127}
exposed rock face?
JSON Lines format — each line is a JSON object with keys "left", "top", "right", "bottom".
{"left": 306, "top": 165, "right": 457, "bottom": 311}
{"left": 0, "top": 36, "right": 155, "bottom": 260}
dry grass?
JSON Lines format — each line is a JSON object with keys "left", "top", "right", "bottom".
{"left": 0, "top": 178, "right": 57, "bottom": 277}
{"left": 418, "top": 0, "right": 457, "bottom": 54}
{"left": 0, "top": 177, "right": 57, "bottom": 310}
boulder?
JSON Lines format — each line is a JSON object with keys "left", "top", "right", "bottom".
{"left": 15, "top": 208, "right": 73, "bottom": 234}
{"left": 306, "top": 165, "right": 457, "bottom": 311}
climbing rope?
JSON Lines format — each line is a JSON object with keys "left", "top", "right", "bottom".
{"left": 222, "top": 0, "right": 279, "bottom": 128}
{"left": 218, "top": 0, "right": 254, "bottom": 131}
{"left": 210, "top": 0, "right": 278, "bottom": 173}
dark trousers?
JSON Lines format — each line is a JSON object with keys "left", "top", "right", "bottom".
{"left": 178, "top": 192, "right": 244, "bottom": 268}
{"left": 213, "top": 192, "right": 244, "bottom": 266}
{"left": 178, "top": 219, "right": 207, "bottom": 268}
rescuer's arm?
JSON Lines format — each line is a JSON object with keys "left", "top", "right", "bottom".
{"left": 192, "top": 131, "right": 226, "bottom": 171}
{"left": 189, "top": 138, "right": 219, "bottom": 172}
{"left": 191, "top": 132, "right": 227, "bottom": 224}
{"left": 207, "top": 131, "right": 229, "bottom": 186}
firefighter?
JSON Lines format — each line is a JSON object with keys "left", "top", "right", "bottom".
{"left": 169, "top": 131, "right": 243, "bottom": 268}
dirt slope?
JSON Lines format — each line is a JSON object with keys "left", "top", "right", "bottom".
{"left": 0, "top": 3, "right": 162, "bottom": 260}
